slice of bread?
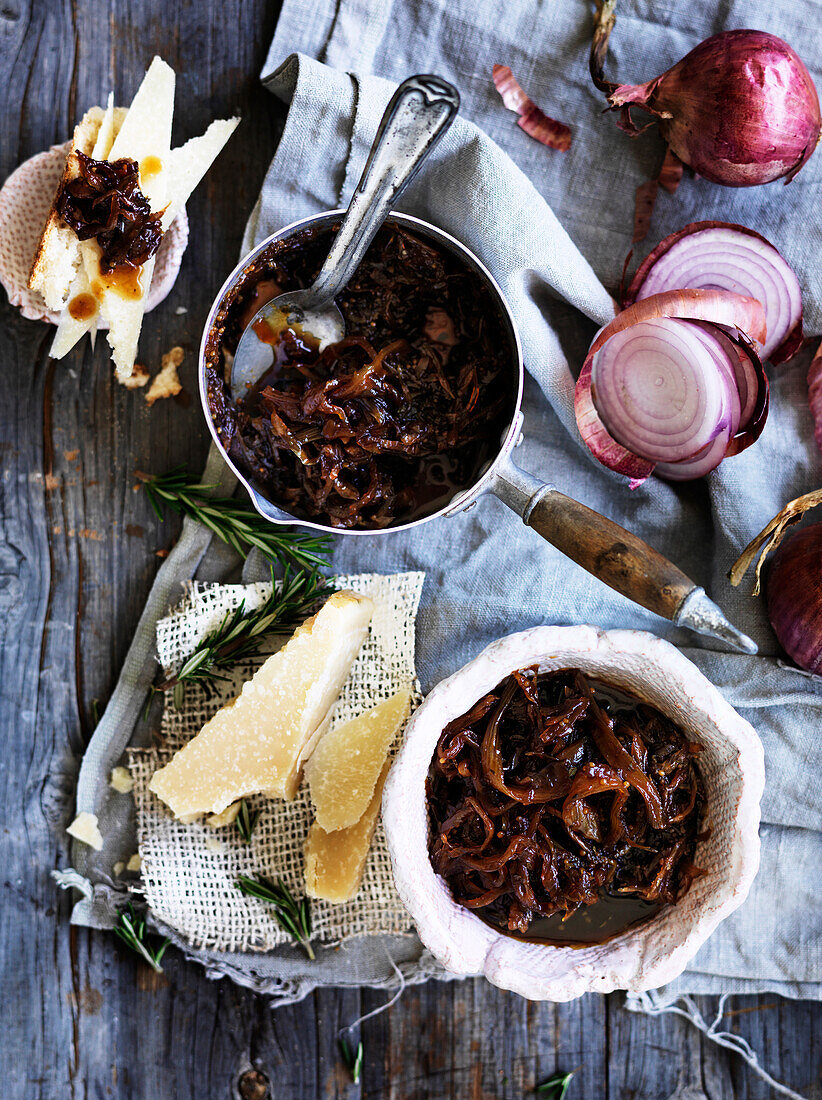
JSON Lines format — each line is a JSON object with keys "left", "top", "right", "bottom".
{"left": 28, "top": 106, "right": 105, "bottom": 311}
{"left": 29, "top": 104, "right": 129, "bottom": 312}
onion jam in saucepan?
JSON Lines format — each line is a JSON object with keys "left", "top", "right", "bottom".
{"left": 204, "top": 224, "right": 516, "bottom": 529}
{"left": 427, "top": 667, "right": 707, "bottom": 947}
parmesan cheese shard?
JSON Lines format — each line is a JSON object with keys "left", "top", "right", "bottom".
{"left": 305, "top": 689, "right": 411, "bottom": 832}
{"left": 67, "top": 811, "right": 103, "bottom": 851}
{"left": 303, "top": 764, "right": 390, "bottom": 903}
{"left": 148, "top": 591, "right": 374, "bottom": 817}
{"left": 109, "top": 765, "right": 134, "bottom": 794}
{"left": 126, "top": 853, "right": 142, "bottom": 872}
{"left": 205, "top": 802, "right": 241, "bottom": 828}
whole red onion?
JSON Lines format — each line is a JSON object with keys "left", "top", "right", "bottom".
{"left": 591, "top": 15, "right": 822, "bottom": 187}
{"left": 766, "top": 524, "right": 822, "bottom": 674}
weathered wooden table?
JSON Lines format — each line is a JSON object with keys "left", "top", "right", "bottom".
{"left": 1, "top": 2, "right": 819, "bottom": 1096}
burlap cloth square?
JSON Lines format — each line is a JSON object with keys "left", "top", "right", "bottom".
{"left": 129, "top": 571, "right": 424, "bottom": 954}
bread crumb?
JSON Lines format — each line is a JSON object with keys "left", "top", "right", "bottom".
{"left": 67, "top": 811, "right": 103, "bottom": 851}
{"left": 126, "top": 853, "right": 142, "bottom": 872}
{"left": 120, "top": 363, "right": 150, "bottom": 390}
{"left": 205, "top": 802, "right": 241, "bottom": 828}
{"left": 145, "top": 347, "right": 184, "bottom": 406}
{"left": 109, "top": 766, "right": 134, "bottom": 794}
{"left": 113, "top": 861, "right": 125, "bottom": 876}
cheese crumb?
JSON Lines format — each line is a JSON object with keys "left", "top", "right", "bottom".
{"left": 119, "top": 363, "right": 150, "bottom": 389}
{"left": 145, "top": 346, "right": 184, "bottom": 406}
{"left": 205, "top": 836, "right": 224, "bottom": 853}
{"left": 109, "top": 766, "right": 134, "bottom": 794}
{"left": 126, "top": 853, "right": 142, "bottom": 872}
{"left": 67, "top": 811, "right": 104, "bottom": 851}
{"left": 113, "top": 861, "right": 125, "bottom": 875}
{"left": 205, "top": 802, "right": 241, "bottom": 828}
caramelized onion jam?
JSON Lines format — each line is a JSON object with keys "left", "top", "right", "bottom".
{"left": 57, "top": 151, "right": 163, "bottom": 274}
{"left": 204, "top": 224, "right": 516, "bottom": 529}
{"left": 427, "top": 667, "right": 707, "bottom": 946}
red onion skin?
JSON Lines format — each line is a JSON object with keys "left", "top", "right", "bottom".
{"left": 611, "top": 31, "right": 822, "bottom": 187}
{"left": 767, "top": 524, "right": 822, "bottom": 674}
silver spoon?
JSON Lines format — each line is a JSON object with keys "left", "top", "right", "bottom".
{"left": 231, "top": 74, "right": 460, "bottom": 402}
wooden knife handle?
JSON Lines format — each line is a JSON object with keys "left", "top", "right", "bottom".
{"left": 527, "top": 489, "right": 694, "bottom": 620}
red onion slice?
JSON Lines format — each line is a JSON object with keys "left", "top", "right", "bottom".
{"left": 624, "top": 222, "right": 803, "bottom": 363}
{"left": 575, "top": 289, "right": 767, "bottom": 485}
{"left": 590, "top": 320, "right": 730, "bottom": 462}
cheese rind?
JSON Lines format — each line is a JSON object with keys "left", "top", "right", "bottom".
{"left": 305, "top": 689, "right": 411, "bottom": 831}
{"left": 303, "top": 764, "right": 390, "bottom": 903}
{"left": 149, "top": 591, "right": 374, "bottom": 817}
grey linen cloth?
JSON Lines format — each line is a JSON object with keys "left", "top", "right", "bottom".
{"left": 61, "top": 0, "right": 821, "bottom": 1015}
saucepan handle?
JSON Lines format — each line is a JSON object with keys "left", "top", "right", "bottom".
{"left": 488, "top": 455, "right": 756, "bottom": 651}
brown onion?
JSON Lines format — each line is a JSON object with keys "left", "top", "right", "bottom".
{"left": 590, "top": 8, "right": 821, "bottom": 187}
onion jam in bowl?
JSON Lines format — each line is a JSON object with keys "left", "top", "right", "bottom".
{"left": 382, "top": 626, "right": 764, "bottom": 1001}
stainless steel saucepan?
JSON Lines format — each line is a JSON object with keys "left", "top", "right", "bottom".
{"left": 198, "top": 209, "right": 755, "bottom": 652}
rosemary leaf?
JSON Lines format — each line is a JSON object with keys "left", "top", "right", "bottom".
{"left": 338, "top": 1038, "right": 364, "bottom": 1084}
{"left": 536, "top": 1071, "right": 574, "bottom": 1098}
{"left": 235, "top": 875, "right": 315, "bottom": 960}
{"left": 158, "top": 568, "right": 334, "bottom": 694}
{"left": 114, "top": 904, "right": 171, "bottom": 973}
{"left": 138, "top": 467, "right": 333, "bottom": 571}
{"left": 236, "top": 799, "right": 260, "bottom": 844}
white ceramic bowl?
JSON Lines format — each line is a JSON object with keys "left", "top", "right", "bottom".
{"left": 382, "top": 625, "right": 764, "bottom": 1001}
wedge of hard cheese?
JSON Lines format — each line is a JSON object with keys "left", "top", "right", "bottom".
{"left": 305, "top": 688, "right": 411, "bottom": 832}
{"left": 303, "top": 763, "right": 390, "bottom": 903}
{"left": 149, "top": 591, "right": 374, "bottom": 817}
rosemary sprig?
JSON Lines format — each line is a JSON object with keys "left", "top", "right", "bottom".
{"left": 138, "top": 467, "right": 333, "bottom": 571}
{"left": 114, "top": 904, "right": 171, "bottom": 973}
{"left": 157, "top": 567, "right": 334, "bottom": 693}
{"left": 236, "top": 799, "right": 260, "bottom": 844}
{"left": 338, "top": 1038, "right": 364, "bottom": 1084}
{"left": 536, "top": 1071, "right": 574, "bottom": 1098}
{"left": 235, "top": 875, "right": 315, "bottom": 959}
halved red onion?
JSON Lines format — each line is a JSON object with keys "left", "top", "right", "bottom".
{"left": 575, "top": 289, "right": 768, "bottom": 485}
{"left": 624, "top": 222, "right": 803, "bottom": 363}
